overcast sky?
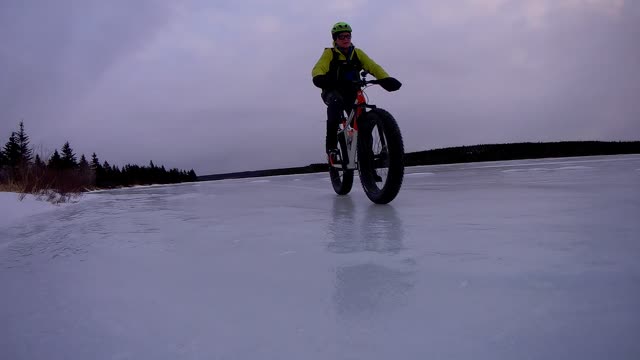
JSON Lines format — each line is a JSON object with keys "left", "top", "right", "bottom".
{"left": 1, "top": 0, "right": 639, "bottom": 174}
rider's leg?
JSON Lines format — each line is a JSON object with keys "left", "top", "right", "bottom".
{"left": 322, "top": 90, "right": 345, "bottom": 155}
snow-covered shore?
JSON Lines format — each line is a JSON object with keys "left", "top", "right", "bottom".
{"left": 0, "top": 192, "right": 84, "bottom": 228}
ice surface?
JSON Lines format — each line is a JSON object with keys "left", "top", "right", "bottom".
{"left": 1, "top": 155, "right": 639, "bottom": 360}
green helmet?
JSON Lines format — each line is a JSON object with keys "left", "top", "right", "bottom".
{"left": 331, "top": 22, "right": 352, "bottom": 39}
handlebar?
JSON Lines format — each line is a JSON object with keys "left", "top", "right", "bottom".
{"left": 354, "top": 70, "right": 402, "bottom": 92}
{"left": 354, "top": 70, "right": 379, "bottom": 87}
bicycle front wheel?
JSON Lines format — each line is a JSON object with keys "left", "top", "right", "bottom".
{"left": 357, "top": 108, "right": 405, "bottom": 204}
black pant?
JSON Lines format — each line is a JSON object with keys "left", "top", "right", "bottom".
{"left": 322, "top": 90, "right": 356, "bottom": 152}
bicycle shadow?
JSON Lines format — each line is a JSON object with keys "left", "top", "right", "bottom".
{"left": 327, "top": 197, "right": 415, "bottom": 319}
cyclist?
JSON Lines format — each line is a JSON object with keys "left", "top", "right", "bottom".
{"left": 311, "top": 21, "right": 402, "bottom": 165}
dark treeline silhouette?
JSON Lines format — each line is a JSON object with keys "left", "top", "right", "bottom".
{"left": 1, "top": 121, "right": 197, "bottom": 195}
{"left": 90, "top": 156, "right": 197, "bottom": 189}
{"left": 198, "top": 140, "right": 640, "bottom": 181}
{"left": 198, "top": 164, "right": 327, "bottom": 181}
{"left": 5, "top": 121, "right": 637, "bottom": 189}
{"left": 403, "top": 141, "right": 640, "bottom": 166}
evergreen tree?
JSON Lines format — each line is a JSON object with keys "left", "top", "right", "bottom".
{"left": 0, "top": 145, "right": 5, "bottom": 168}
{"left": 3, "top": 132, "right": 20, "bottom": 168}
{"left": 90, "top": 153, "right": 102, "bottom": 171}
{"left": 34, "top": 154, "right": 46, "bottom": 169}
{"left": 102, "top": 160, "right": 111, "bottom": 177}
{"left": 48, "top": 149, "right": 62, "bottom": 170}
{"left": 15, "top": 121, "right": 33, "bottom": 164}
{"left": 78, "top": 154, "right": 89, "bottom": 171}
{"left": 60, "top": 142, "right": 77, "bottom": 169}
{"left": 111, "top": 164, "right": 121, "bottom": 185}
{"left": 90, "top": 153, "right": 104, "bottom": 186}
{"left": 77, "top": 154, "right": 93, "bottom": 186}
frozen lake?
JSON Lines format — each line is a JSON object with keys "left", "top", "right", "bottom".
{"left": 1, "top": 155, "right": 639, "bottom": 359}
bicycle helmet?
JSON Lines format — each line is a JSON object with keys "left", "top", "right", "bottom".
{"left": 331, "top": 22, "right": 352, "bottom": 40}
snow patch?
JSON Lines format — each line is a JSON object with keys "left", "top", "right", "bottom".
{"left": 0, "top": 192, "right": 86, "bottom": 229}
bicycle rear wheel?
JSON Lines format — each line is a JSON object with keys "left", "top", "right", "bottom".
{"left": 357, "top": 108, "right": 404, "bottom": 204}
{"left": 330, "top": 133, "right": 354, "bottom": 195}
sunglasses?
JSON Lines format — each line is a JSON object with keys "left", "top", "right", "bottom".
{"left": 337, "top": 34, "right": 351, "bottom": 40}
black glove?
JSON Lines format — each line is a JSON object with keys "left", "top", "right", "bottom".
{"left": 378, "top": 77, "right": 402, "bottom": 92}
{"left": 313, "top": 75, "right": 332, "bottom": 89}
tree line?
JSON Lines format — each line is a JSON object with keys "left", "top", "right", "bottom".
{"left": 1, "top": 121, "right": 197, "bottom": 194}
{"left": 402, "top": 141, "right": 640, "bottom": 166}
{"left": 199, "top": 141, "right": 640, "bottom": 181}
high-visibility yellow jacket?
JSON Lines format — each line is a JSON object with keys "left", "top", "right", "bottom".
{"left": 312, "top": 44, "right": 390, "bottom": 87}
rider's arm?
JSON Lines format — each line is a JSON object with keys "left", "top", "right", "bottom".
{"left": 355, "top": 49, "right": 390, "bottom": 79}
{"left": 312, "top": 48, "right": 333, "bottom": 78}
{"left": 311, "top": 48, "right": 334, "bottom": 88}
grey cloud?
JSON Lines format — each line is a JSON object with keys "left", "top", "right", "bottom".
{"left": 1, "top": 0, "right": 173, "bottom": 129}
{"left": 370, "top": 1, "right": 640, "bottom": 152}
{"left": 1, "top": 0, "right": 639, "bottom": 175}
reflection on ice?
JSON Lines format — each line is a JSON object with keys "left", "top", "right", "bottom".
{"left": 361, "top": 205, "right": 405, "bottom": 254}
{"left": 327, "top": 197, "right": 415, "bottom": 320}
{"left": 326, "top": 197, "right": 405, "bottom": 254}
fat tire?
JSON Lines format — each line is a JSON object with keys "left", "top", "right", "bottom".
{"left": 357, "top": 108, "right": 404, "bottom": 204}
